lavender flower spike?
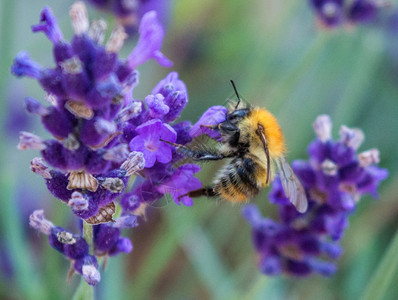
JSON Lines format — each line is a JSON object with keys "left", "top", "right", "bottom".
{"left": 309, "top": 0, "right": 386, "bottom": 29}
{"left": 13, "top": 1, "right": 198, "bottom": 288}
{"left": 128, "top": 11, "right": 173, "bottom": 69}
{"left": 243, "top": 114, "right": 388, "bottom": 277}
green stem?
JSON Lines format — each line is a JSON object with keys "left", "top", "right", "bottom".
{"left": 83, "top": 222, "right": 94, "bottom": 255}
{"left": 72, "top": 222, "right": 95, "bottom": 300}
{"left": 362, "top": 229, "right": 398, "bottom": 300}
{"left": 72, "top": 278, "right": 95, "bottom": 300}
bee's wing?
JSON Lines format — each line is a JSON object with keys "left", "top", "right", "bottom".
{"left": 275, "top": 156, "right": 308, "bottom": 213}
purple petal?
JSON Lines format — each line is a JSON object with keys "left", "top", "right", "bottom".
{"left": 189, "top": 106, "right": 227, "bottom": 139}
{"left": 128, "top": 11, "right": 172, "bottom": 69}
{"left": 94, "top": 224, "right": 120, "bottom": 252}
{"left": 159, "top": 123, "right": 177, "bottom": 142}
{"left": 31, "top": 6, "right": 63, "bottom": 43}
{"left": 145, "top": 93, "right": 169, "bottom": 118}
{"left": 11, "top": 52, "right": 43, "bottom": 79}
{"left": 259, "top": 256, "right": 282, "bottom": 275}
{"left": 242, "top": 204, "right": 263, "bottom": 227}
{"left": 348, "top": 0, "right": 378, "bottom": 23}
{"left": 151, "top": 72, "right": 188, "bottom": 123}
{"left": 109, "top": 238, "right": 133, "bottom": 256}
{"left": 45, "top": 170, "right": 73, "bottom": 202}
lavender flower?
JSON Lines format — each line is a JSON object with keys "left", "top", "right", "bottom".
{"left": 14, "top": 2, "right": 199, "bottom": 287}
{"left": 119, "top": 71, "right": 201, "bottom": 214}
{"left": 29, "top": 210, "right": 99, "bottom": 285}
{"left": 310, "top": 0, "right": 345, "bottom": 28}
{"left": 129, "top": 119, "right": 176, "bottom": 168}
{"left": 243, "top": 115, "right": 388, "bottom": 276}
{"left": 189, "top": 105, "right": 227, "bottom": 140}
{"left": 11, "top": 1, "right": 169, "bottom": 219}
{"left": 157, "top": 164, "right": 202, "bottom": 206}
{"left": 29, "top": 209, "right": 136, "bottom": 285}
{"left": 86, "top": 0, "right": 171, "bottom": 34}
{"left": 309, "top": 0, "right": 386, "bottom": 29}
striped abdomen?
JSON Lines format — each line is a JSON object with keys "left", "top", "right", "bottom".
{"left": 213, "top": 156, "right": 264, "bottom": 203}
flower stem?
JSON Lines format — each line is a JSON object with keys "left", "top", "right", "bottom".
{"left": 72, "top": 278, "right": 95, "bottom": 300}
{"left": 72, "top": 222, "right": 95, "bottom": 300}
{"left": 83, "top": 221, "right": 94, "bottom": 255}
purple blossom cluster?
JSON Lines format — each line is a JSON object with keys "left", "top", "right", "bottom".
{"left": 11, "top": 1, "right": 199, "bottom": 286}
{"left": 120, "top": 72, "right": 202, "bottom": 209}
{"left": 86, "top": 0, "right": 170, "bottom": 34}
{"left": 30, "top": 210, "right": 137, "bottom": 285}
{"left": 309, "top": 0, "right": 387, "bottom": 28}
{"left": 242, "top": 115, "right": 388, "bottom": 276}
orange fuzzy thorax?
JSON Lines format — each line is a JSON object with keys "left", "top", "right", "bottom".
{"left": 237, "top": 107, "right": 285, "bottom": 188}
{"left": 241, "top": 107, "right": 286, "bottom": 157}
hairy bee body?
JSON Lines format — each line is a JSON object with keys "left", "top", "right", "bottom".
{"left": 213, "top": 107, "right": 285, "bottom": 203}
{"left": 213, "top": 154, "right": 265, "bottom": 203}
{"left": 166, "top": 82, "right": 308, "bottom": 213}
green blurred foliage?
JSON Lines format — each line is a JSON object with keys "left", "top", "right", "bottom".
{"left": 1, "top": 0, "right": 398, "bottom": 299}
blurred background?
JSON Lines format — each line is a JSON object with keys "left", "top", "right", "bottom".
{"left": 1, "top": 0, "right": 398, "bottom": 299}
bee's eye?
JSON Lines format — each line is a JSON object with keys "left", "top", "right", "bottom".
{"left": 228, "top": 114, "right": 239, "bottom": 121}
{"left": 227, "top": 112, "right": 243, "bottom": 123}
{"left": 219, "top": 122, "right": 238, "bottom": 132}
{"left": 227, "top": 109, "right": 249, "bottom": 123}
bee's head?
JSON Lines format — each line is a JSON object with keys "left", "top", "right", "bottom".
{"left": 226, "top": 108, "right": 250, "bottom": 124}
{"left": 227, "top": 80, "right": 252, "bottom": 124}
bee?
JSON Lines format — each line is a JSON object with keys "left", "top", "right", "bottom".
{"left": 163, "top": 81, "right": 308, "bottom": 213}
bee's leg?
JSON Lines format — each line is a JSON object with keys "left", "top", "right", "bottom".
{"left": 160, "top": 139, "right": 232, "bottom": 161}
{"left": 200, "top": 124, "right": 219, "bottom": 130}
{"left": 178, "top": 187, "right": 216, "bottom": 200}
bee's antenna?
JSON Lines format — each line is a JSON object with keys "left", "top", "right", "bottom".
{"left": 230, "top": 80, "right": 241, "bottom": 110}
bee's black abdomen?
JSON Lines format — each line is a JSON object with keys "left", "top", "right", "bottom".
{"left": 243, "top": 158, "right": 256, "bottom": 173}
{"left": 221, "top": 177, "right": 229, "bottom": 188}
{"left": 236, "top": 158, "right": 259, "bottom": 196}
{"left": 214, "top": 157, "right": 260, "bottom": 201}
{"left": 228, "top": 171, "right": 239, "bottom": 185}
{"left": 237, "top": 166, "right": 257, "bottom": 190}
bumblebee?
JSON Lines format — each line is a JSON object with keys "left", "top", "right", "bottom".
{"left": 164, "top": 81, "right": 308, "bottom": 213}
